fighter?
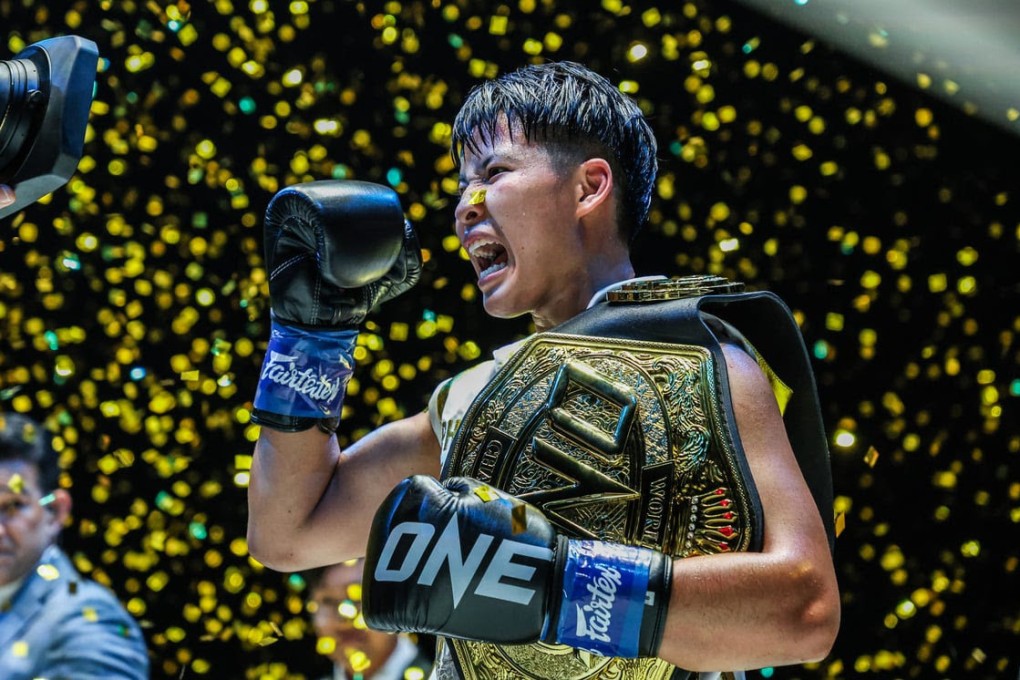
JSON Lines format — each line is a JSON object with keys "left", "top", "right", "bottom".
{"left": 246, "top": 61, "right": 840, "bottom": 680}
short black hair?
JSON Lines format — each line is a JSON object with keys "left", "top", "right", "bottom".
{"left": 452, "top": 61, "right": 658, "bottom": 243}
{"left": 0, "top": 412, "right": 60, "bottom": 493}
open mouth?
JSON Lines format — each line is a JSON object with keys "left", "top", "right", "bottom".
{"left": 468, "top": 238, "right": 509, "bottom": 280}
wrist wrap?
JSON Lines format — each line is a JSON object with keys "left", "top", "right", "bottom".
{"left": 551, "top": 540, "right": 671, "bottom": 658}
{"left": 251, "top": 319, "right": 357, "bottom": 431}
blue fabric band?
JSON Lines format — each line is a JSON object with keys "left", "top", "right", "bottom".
{"left": 554, "top": 540, "right": 652, "bottom": 658}
{"left": 253, "top": 320, "right": 357, "bottom": 419}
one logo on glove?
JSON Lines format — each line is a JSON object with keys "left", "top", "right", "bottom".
{"left": 374, "top": 514, "right": 553, "bottom": 608}
{"left": 260, "top": 350, "right": 344, "bottom": 403}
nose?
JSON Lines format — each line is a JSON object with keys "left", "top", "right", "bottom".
{"left": 454, "top": 189, "right": 486, "bottom": 237}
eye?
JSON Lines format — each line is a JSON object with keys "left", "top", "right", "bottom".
{"left": 0, "top": 499, "right": 27, "bottom": 518}
{"left": 486, "top": 165, "right": 507, "bottom": 179}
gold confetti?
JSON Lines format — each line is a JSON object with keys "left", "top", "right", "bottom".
{"left": 37, "top": 564, "right": 61, "bottom": 581}
{"left": 864, "top": 446, "right": 880, "bottom": 468}
{"left": 337, "top": 600, "right": 358, "bottom": 620}
{"left": 20, "top": 422, "right": 36, "bottom": 443}
{"left": 316, "top": 636, "right": 337, "bottom": 655}
{"left": 346, "top": 647, "right": 372, "bottom": 673}
{"left": 6, "top": 473, "right": 24, "bottom": 494}
{"left": 0, "top": 2, "right": 1014, "bottom": 677}
{"left": 473, "top": 485, "right": 495, "bottom": 502}
{"left": 511, "top": 501, "right": 528, "bottom": 535}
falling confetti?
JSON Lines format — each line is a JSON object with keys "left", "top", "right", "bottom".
{"left": 0, "top": 1, "right": 1016, "bottom": 678}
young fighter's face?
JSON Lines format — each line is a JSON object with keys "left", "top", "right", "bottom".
{"left": 455, "top": 122, "right": 592, "bottom": 330}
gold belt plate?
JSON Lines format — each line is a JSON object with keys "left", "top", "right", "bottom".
{"left": 442, "top": 333, "right": 758, "bottom": 680}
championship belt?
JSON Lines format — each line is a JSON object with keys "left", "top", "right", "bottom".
{"left": 439, "top": 276, "right": 835, "bottom": 680}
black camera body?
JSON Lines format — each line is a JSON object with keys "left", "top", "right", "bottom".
{"left": 0, "top": 35, "right": 99, "bottom": 219}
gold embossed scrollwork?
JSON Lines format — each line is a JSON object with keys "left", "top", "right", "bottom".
{"left": 444, "top": 333, "right": 758, "bottom": 680}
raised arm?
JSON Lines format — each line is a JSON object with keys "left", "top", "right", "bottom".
{"left": 244, "top": 180, "right": 424, "bottom": 572}
{"left": 248, "top": 409, "right": 440, "bottom": 571}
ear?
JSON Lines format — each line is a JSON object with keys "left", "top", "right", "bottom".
{"left": 44, "top": 488, "right": 72, "bottom": 535}
{"left": 575, "top": 157, "right": 614, "bottom": 220}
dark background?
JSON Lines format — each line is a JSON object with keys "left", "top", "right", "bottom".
{"left": 1, "top": 0, "right": 1017, "bottom": 678}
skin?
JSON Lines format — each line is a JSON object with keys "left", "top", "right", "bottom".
{"left": 453, "top": 123, "right": 634, "bottom": 332}
{"left": 0, "top": 460, "right": 72, "bottom": 586}
{"left": 247, "top": 122, "right": 840, "bottom": 671}
{"left": 0, "top": 184, "right": 14, "bottom": 209}
{"left": 310, "top": 561, "right": 399, "bottom": 678}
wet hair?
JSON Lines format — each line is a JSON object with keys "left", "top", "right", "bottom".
{"left": 452, "top": 61, "right": 658, "bottom": 243}
{"left": 0, "top": 412, "right": 60, "bottom": 493}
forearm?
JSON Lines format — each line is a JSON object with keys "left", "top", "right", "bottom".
{"left": 657, "top": 549, "right": 839, "bottom": 671}
{"left": 248, "top": 411, "right": 442, "bottom": 571}
{"left": 247, "top": 427, "right": 343, "bottom": 569}
{"left": 650, "top": 342, "right": 840, "bottom": 671}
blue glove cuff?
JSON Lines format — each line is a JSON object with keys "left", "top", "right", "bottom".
{"left": 253, "top": 320, "right": 357, "bottom": 419}
{"left": 554, "top": 540, "right": 653, "bottom": 658}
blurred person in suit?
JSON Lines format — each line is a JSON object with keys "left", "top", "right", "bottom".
{"left": 0, "top": 412, "right": 149, "bottom": 679}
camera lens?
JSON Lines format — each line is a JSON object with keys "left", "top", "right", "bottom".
{"left": 0, "top": 35, "right": 98, "bottom": 218}
{"left": 0, "top": 56, "right": 44, "bottom": 178}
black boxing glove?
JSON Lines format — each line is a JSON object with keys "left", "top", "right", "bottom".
{"left": 251, "top": 180, "right": 422, "bottom": 433}
{"left": 362, "top": 476, "right": 672, "bottom": 658}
